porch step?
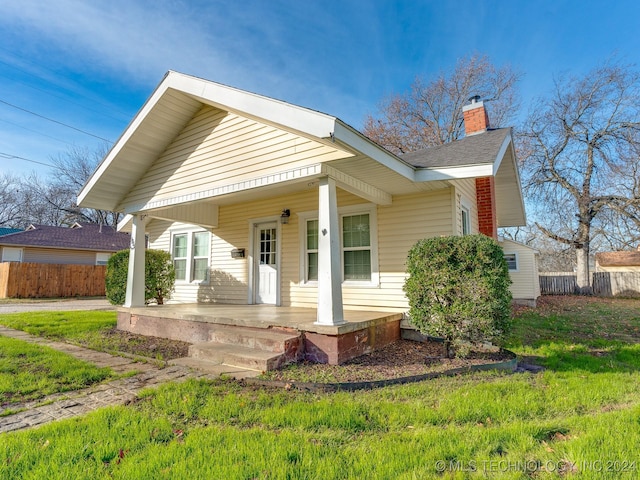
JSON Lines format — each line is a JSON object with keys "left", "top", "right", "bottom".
{"left": 169, "top": 357, "right": 261, "bottom": 379}
{"left": 188, "top": 343, "right": 285, "bottom": 371}
{"left": 208, "top": 325, "right": 301, "bottom": 353}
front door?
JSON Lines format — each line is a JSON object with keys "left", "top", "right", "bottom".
{"left": 254, "top": 222, "right": 278, "bottom": 304}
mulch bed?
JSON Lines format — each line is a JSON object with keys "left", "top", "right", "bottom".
{"left": 90, "top": 328, "right": 191, "bottom": 360}
{"left": 260, "top": 339, "right": 514, "bottom": 383}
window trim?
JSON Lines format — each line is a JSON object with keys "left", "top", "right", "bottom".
{"left": 170, "top": 228, "right": 211, "bottom": 284}
{"left": 1, "top": 247, "right": 23, "bottom": 263}
{"left": 460, "top": 198, "right": 471, "bottom": 236}
{"left": 95, "top": 252, "right": 111, "bottom": 266}
{"left": 504, "top": 252, "right": 519, "bottom": 272}
{"left": 298, "top": 203, "right": 380, "bottom": 288}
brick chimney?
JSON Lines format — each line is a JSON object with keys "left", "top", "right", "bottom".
{"left": 462, "top": 95, "right": 489, "bottom": 136}
{"left": 463, "top": 96, "right": 498, "bottom": 238}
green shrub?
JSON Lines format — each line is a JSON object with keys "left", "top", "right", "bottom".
{"left": 105, "top": 249, "right": 175, "bottom": 305}
{"left": 403, "top": 235, "right": 512, "bottom": 357}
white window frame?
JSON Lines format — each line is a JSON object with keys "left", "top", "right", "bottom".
{"left": 298, "top": 203, "right": 379, "bottom": 288}
{"left": 504, "top": 252, "right": 519, "bottom": 272}
{"left": 460, "top": 198, "right": 471, "bottom": 235}
{"left": 170, "top": 228, "right": 211, "bottom": 284}
{"left": 95, "top": 252, "right": 111, "bottom": 266}
{"left": 1, "top": 247, "right": 23, "bottom": 263}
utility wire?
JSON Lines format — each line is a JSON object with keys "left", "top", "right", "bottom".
{"left": 0, "top": 118, "right": 75, "bottom": 146}
{"left": 0, "top": 98, "right": 113, "bottom": 143}
{"left": 0, "top": 152, "right": 55, "bottom": 168}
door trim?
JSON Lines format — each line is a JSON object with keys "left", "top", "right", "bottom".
{"left": 247, "top": 216, "right": 281, "bottom": 306}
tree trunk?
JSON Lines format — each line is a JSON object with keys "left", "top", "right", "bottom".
{"left": 575, "top": 245, "right": 592, "bottom": 294}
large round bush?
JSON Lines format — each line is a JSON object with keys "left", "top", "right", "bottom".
{"left": 403, "top": 234, "right": 512, "bottom": 357}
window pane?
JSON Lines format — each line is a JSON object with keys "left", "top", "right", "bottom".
{"left": 307, "top": 220, "right": 318, "bottom": 250}
{"left": 461, "top": 209, "right": 470, "bottom": 235}
{"left": 344, "top": 250, "right": 371, "bottom": 280}
{"left": 504, "top": 254, "right": 517, "bottom": 271}
{"left": 174, "top": 259, "right": 186, "bottom": 281}
{"left": 343, "top": 214, "right": 370, "bottom": 248}
{"left": 307, "top": 252, "right": 318, "bottom": 281}
{"left": 193, "top": 232, "right": 209, "bottom": 257}
{"left": 193, "top": 258, "right": 208, "bottom": 281}
{"left": 173, "top": 234, "right": 187, "bottom": 257}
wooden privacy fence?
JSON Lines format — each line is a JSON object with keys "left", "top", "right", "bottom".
{"left": 540, "top": 271, "right": 640, "bottom": 297}
{"left": 0, "top": 262, "right": 107, "bottom": 298}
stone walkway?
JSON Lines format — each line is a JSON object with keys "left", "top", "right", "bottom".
{"left": 0, "top": 326, "right": 256, "bottom": 433}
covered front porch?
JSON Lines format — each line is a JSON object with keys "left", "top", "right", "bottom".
{"left": 117, "top": 304, "right": 402, "bottom": 366}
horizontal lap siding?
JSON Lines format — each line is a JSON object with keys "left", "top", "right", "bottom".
{"left": 22, "top": 247, "right": 98, "bottom": 265}
{"left": 119, "top": 106, "right": 350, "bottom": 210}
{"left": 451, "top": 178, "right": 478, "bottom": 234}
{"left": 500, "top": 240, "right": 540, "bottom": 300}
{"left": 148, "top": 187, "right": 454, "bottom": 312}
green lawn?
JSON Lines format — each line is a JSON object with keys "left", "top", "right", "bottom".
{"left": 0, "top": 311, "right": 116, "bottom": 340}
{"left": 1, "top": 297, "right": 640, "bottom": 479}
{"left": 0, "top": 336, "right": 111, "bottom": 407}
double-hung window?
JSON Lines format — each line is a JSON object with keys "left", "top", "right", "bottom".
{"left": 342, "top": 214, "right": 371, "bottom": 281}
{"left": 172, "top": 230, "right": 210, "bottom": 283}
{"left": 301, "top": 205, "right": 378, "bottom": 286}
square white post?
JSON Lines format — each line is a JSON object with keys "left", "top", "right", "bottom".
{"left": 123, "top": 214, "right": 146, "bottom": 307}
{"left": 315, "top": 176, "right": 345, "bottom": 325}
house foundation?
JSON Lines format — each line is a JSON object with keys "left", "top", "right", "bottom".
{"left": 117, "top": 304, "right": 402, "bottom": 366}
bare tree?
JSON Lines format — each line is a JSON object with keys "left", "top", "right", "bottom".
{"left": 48, "top": 145, "right": 121, "bottom": 227}
{"left": 0, "top": 173, "right": 23, "bottom": 227}
{"left": 363, "top": 54, "right": 520, "bottom": 154}
{"left": 519, "top": 61, "right": 640, "bottom": 293}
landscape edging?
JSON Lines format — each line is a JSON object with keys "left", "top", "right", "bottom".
{"left": 244, "top": 349, "right": 518, "bottom": 392}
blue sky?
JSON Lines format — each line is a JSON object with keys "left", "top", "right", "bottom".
{"left": 0, "top": 0, "right": 639, "bottom": 176}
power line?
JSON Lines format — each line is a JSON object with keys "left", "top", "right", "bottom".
{"left": 0, "top": 152, "right": 55, "bottom": 168}
{"left": 0, "top": 118, "right": 75, "bottom": 146}
{"left": 0, "top": 98, "right": 113, "bottom": 143}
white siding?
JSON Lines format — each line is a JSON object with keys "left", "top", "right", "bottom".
{"left": 148, "top": 186, "right": 454, "bottom": 311}
{"left": 500, "top": 239, "right": 540, "bottom": 301}
{"left": 451, "top": 178, "right": 479, "bottom": 235}
{"left": 119, "top": 106, "right": 351, "bottom": 210}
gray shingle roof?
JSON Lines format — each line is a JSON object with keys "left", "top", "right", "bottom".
{"left": 0, "top": 223, "right": 130, "bottom": 252}
{"left": 399, "top": 128, "right": 511, "bottom": 168}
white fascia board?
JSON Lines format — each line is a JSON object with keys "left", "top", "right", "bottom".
{"left": 492, "top": 131, "right": 512, "bottom": 176}
{"left": 332, "top": 121, "right": 416, "bottom": 181}
{"left": 78, "top": 72, "right": 175, "bottom": 207}
{"left": 117, "top": 214, "right": 133, "bottom": 233}
{"left": 415, "top": 164, "right": 494, "bottom": 182}
{"left": 170, "top": 72, "right": 338, "bottom": 140}
{"left": 123, "top": 164, "right": 324, "bottom": 214}
{"left": 321, "top": 164, "right": 392, "bottom": 205}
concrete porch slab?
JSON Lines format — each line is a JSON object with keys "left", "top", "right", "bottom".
{"left": 119, "top": 304, "right": 402, "bottom": 335}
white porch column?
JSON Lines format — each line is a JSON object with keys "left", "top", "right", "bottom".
{"left": 123, "top": 214, "right": 146, "bottom": 308}
{"left": 315, "top": 176, "right": 345, "bottom": 325}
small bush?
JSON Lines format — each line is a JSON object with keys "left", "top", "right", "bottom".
{"left": 403, "top": 235, "right": 512, "bottom": 357}
{"left": 106, "top": 249, "right": 175, "bottom": 305}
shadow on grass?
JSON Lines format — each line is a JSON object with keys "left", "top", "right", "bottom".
{"left": 509, "top": 340, "right": 640, "bottom": 373}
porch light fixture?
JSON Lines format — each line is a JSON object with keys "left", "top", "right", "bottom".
{"left": 280, "top": 209, "right": 291, "bottom": 224}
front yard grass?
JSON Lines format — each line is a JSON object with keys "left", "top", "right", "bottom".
{"left": 1, "top": 296, "right": 639, "bottom": 479}
{"left": 0, "top": 311, "right": 188, "bottom": 360}
{"left": 0, "top": 336, "right": 111, "bottom": 407}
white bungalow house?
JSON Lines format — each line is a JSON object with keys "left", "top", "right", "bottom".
{"left": 78, "top": 71, "right": 526, "bottom": 369}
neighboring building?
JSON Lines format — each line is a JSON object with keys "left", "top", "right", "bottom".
{"left": 0, "top": 228, "right": 22, "bottom": 237}
{"left": 595, "top": 247, "right": 640, "bottom": 272}
{"left": 499, "top": 238, "right": 540, "bottom": 306}
{"left": 0, "top": 223, "right": 131, "bottom": 265}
